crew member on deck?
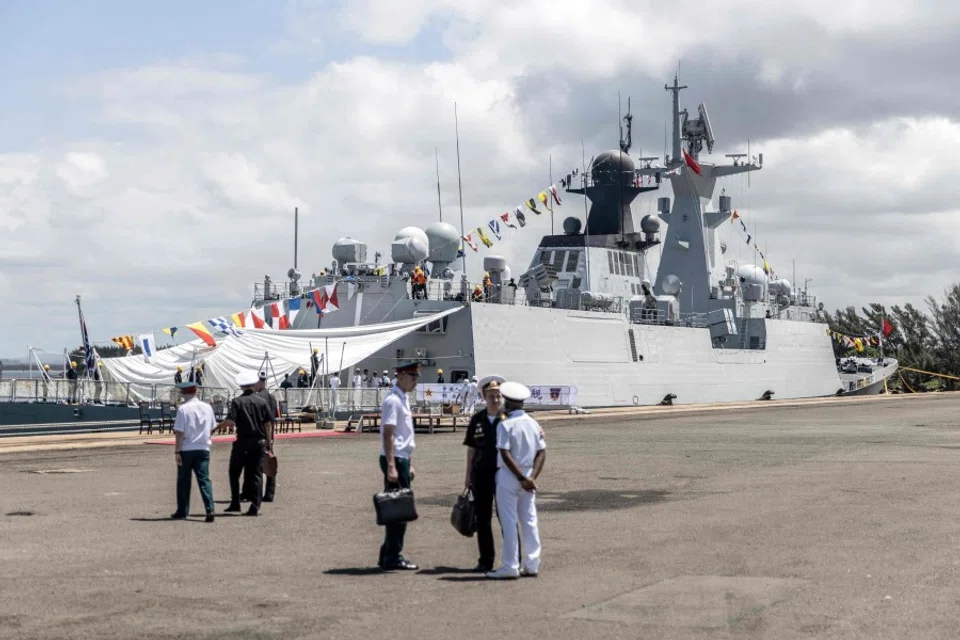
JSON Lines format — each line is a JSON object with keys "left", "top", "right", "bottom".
{"left": 463, "top": 374, "right": 506, "bottom": 572}
{"left": 436, "top": 368, "right": 445, "bottom": 384}
{"left": 66, "top": 361, "right": 79, "bottom": 403}
{"left": 487, "top": 381, "right": 547, "bottom": 580}
{"left": 219, "top": 371, "right": 274, "bottom": 516}
{"left": 93, "top": 361, "right": 104, "bottom": 404}
{"left": 174, "top": 366, "right": 183, "bottom": 385}
{"left": 297, "top": 368, "right": 309, "bottom": 388}
{"left": 377, "top": 361, "right": 421, "bottom": 570}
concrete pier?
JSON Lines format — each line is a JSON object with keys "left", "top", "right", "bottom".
{"left": 2, "top": 393, "right": 959, "bottom": 639}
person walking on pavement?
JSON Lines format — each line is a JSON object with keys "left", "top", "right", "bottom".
{"left": 243, "top": 371, "right": 279, "bottom": 503}
{"left": 463, "top": 374, "right": 506, "bottom": 572}
{"left": 171, "top": 380, "right": 216, "bottom": 523}
{"left": 218, "top": 371, "right": 275, "bottom": 516}
{"left": 487, "top": 381, "right": 547, "bottom": 580}
{"left": 377, "top": 361, "right": 421, "bottom": 571}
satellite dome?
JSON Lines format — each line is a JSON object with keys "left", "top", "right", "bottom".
{"left": 591, "top": 150, "right": 636, "bottom": 187}
{"left": 332, "top": 237, "right": 367, "bottom": 264}
{"left": 391, "top": 226, "right": 429, "bottom": 266}
{"left": 735, "top": 265, "right": 768, "bottom": 287}
{"left": 769, "top": 278, "right": 792, "bottom": 296}
{"left": 483, "top": 255, "right": 507, "bottom": 272}
{"left": 562, "top": 217, "right": 582, "bottom": 235}
{"left": 424, "top": 222, "right": 460, "bottom": 264}
{"left": 662, "top": 274, "right": 682, "bottom": 296}
{"left": 640, "top": 215, "right": 661, "bottom": 234}
{"left": 395, "top": 226, "right": 429, "bottom": 245}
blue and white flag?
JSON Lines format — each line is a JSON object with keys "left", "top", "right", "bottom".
{"left": 487, "top": 218, "right": 502, "bottom": 241}
{"left": 287, "top": 297, "right": 301, "bottom": 326}
{"left": 136, "top": 333, "right": 157, "bottom": 362}
{"left": 209, "top": 316, "right": 243, "bottom": 337}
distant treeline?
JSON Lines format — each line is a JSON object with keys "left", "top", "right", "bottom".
{"left": 828, "top": 283, "right": 960, "bottom": 392}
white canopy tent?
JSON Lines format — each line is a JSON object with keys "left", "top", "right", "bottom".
{"left": 100, "top": 308, "right": 462, "bottom": 391}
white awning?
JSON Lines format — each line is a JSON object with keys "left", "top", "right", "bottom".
{"left": 100, "top": 307, "right": 461, "bottom": 390}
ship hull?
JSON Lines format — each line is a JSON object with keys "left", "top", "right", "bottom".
{"left": 470, "top": 303, "right": 843, "bottom": 407}
{"left": 0, "top": 403, "right": 140, "bottom": 436}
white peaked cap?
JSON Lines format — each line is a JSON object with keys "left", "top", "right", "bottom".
{"left": 236, "top": 370, "right": 260, "bottom": 387}
{"left": 499, "top": 381, "right": 531, "bottom": 402}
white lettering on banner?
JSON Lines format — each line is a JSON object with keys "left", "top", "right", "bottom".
{"left": 416, "top": 384, "right": 577, "bottom": 406}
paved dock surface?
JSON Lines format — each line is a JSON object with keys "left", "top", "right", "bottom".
{"left": 2, "top": 394, "right": 960, "bottom": 639}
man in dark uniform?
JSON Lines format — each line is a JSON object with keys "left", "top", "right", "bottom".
{"left": 310, "top": 348, "right": 320, "bottom": 384}
{"left": 462, "top": 374, "right": 506, "bottom": 572}
{"left": 240, "top": 371, "right": 279, "bottom": 502}
{"left": 174, "top": 366, "right": 183, "bottom": 385}
{"left": 218, "top": 370, "right": 274, "bottom": 516}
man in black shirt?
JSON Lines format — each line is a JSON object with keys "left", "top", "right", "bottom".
{"left": 462, "top": 374, "right": 506, "bottom": 572}
{"left": 218, "top": 370, "right": 274, "bottom": 516}
{"left": 248, "top": 371, "right": 279, "bottom": 502}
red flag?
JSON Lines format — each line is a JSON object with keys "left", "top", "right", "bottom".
{"left": 882, "top": 318, "right": 893, "bottom": 337}
{"left": 682, "top": 149, "right": 701, "bottom": 176}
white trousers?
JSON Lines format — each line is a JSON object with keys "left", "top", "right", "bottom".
{"left": 495, "top": 468, "right": 541, "bottom": 572}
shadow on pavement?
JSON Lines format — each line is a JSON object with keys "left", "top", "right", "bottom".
{"left": 416, "top": 566, "right": 476, "bottom": 575}
{"left": 129, "top": 517, "right": 206, "bottom": 523}
{"left": 323, "top": 567, "right": 387, "bottom": 576}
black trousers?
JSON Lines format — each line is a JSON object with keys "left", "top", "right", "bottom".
{"left": 472, "top": 468, "right": 497, "bottom": 569}
{"left": 241, "top": 462, "right": 276, "bottom": 500}
{"left": 229, "top": 439, "right": 266, "bottom": 509}
{"left": 378, "top": 455, "right": 411, "bottom": 567}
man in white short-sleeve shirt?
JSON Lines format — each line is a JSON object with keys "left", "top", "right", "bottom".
{"left": 487, "top": 381, "right": 546, "bottom": 580}
{"left": 172, "top": 381, "right": 217, "bottom": 523}
{"left": 377, "top": 361, "right": 420, "bottom": 570}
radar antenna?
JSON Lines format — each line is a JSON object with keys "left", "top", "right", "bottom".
{"left": 619, "top": 96, "right": 633, "bottom": 154}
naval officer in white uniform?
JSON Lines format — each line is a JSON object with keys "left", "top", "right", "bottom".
{"left": 487, "top": 381, "right": 547, "bottom": 580}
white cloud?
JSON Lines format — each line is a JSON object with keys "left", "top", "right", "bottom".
{"left": 1, "top": 0, "right": 959, "bottom": 355}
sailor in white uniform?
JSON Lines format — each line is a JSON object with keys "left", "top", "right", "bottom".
{"left": 329, "top": 374, "right": 341, "bottom": 415}
{"left": 487, "top": 381, "right": 546, "bottom": 580}
{"left": 461, "top": 375, "right": 480, "bottom": 415}
{"left": 352, "top": 370, "right": 363, "bottom": 410}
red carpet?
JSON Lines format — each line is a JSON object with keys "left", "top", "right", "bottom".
{"left": 145, "top": 430, "right": 352, "bottom": 446}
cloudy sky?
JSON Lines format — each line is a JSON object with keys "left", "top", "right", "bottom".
{"left": 1, "top": 0, "right": 958, "bottom": 359}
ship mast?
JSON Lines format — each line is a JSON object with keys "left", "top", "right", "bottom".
{"left": 665, "top": 72, "right": 687, "bottom": 165}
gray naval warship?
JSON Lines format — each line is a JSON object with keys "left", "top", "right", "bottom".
{"left": 254, "top": 75, "right": 897, "bottom": 407}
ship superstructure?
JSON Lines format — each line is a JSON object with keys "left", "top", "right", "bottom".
{"left": 243, "top": 75, "right": 891, "bottom": 407}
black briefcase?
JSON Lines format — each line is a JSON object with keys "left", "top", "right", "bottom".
{"left": 373, "top": 487, "right": 419, "bottom": 526}
{"left": 450, "top": 490, "right": 476, "bottom": 537}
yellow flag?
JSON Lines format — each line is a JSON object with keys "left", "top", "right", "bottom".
{"left": 853, "top": 338, "right": 863, "bottom": 352}
{"left": 475, "top": 227, "right": 493, "bottom": 248}
{"left": 537, "top": 191, "right": 553, "bottom": 213}
{"left": 230, "top": 312, "right": 245, "bottom": 327}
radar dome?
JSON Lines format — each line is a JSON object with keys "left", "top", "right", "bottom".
{"left": 662, "top": 274, "right": 682, "bottom": 296}
{"left": 591, "top": 151, "right": 636, "bottom": 187}
{"left": 425, "top": 222, "right": 460, "bottom": 264}
{"left": 769, "top": 278, "right": 792, "bottom": 297}
{"left": 394, "top": 226, "right": 429, "bottom": 247}
{"left": 332, "top": 237, "right": 367, "bottom": 265}
{"left": 563, "top": 217, "right": 583, "bottom": 235}
{"left": 735, "top": 265, "right": 768, "bottom": 287}
{"left": 391, "top": 233, "right": 429, "bottom": 266}
{"left": 483, "top": 255, "right": 507, "bottom": 273}
{"left": 640, "top": 215, "right": 661, "bottom": 234}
